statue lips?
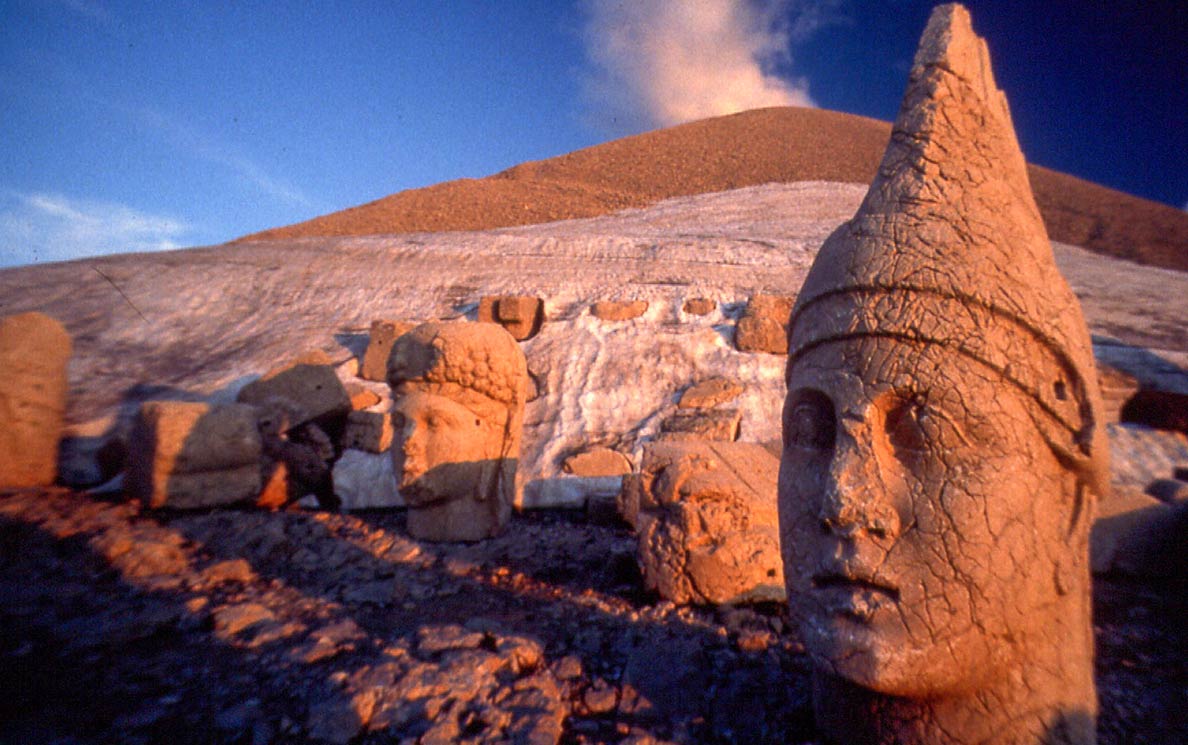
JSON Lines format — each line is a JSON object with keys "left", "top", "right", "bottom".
{"left": 811, "top": 563, "right": 900, "bottom": 622}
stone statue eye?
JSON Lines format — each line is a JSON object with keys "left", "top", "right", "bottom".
{"left": 785, "top": 390, "right": 835, "bottom": 452}
{"left": 885, "top": 397, "right": 934, "bottom": 458}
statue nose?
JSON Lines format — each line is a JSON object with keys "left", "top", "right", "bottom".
{"left": 820, "top": 440, "right": 901, "bottom": 540}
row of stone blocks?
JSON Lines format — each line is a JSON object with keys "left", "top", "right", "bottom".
{"left": 462, "top": 293, "right": 796, "bottom": 354}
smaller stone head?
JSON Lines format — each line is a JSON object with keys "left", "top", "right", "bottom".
{"left": 387, "top": 321, "right": 528, "bottom": 541}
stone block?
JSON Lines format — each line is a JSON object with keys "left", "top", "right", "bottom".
{"left": 341, "top": 410, "right": 394, "bottom": 453}
{"left": 591, "top": 300, "right": 648, "bottom": 321}
{"left": 659, "top": 408, "right": 741, "bottom": 441}
{"left": 333, "top": 449, "right": 404, "bottom": 510}
{"left": 0, "top": 312, "right": 72, "bottom": 487}
{"left": 734, "top": 294, "right": 794, "bottom": 354}
{"left": 562, "top": 447, "right": 632, "bottom": 477}
{"left": 520, "top": 476, "right": 623, "bottom": 510}
{"left": 345, "top": 382, "right": 381, "bottom": 410}
{"left": 678, "top": 377, "right": 744, "bottom": 409}
{"left": 237, "top": 354, "right": 351, "bottom": 428}
{"left": 682, "top": 297, "right": 716, "bottom": 316}
{"left": 361, "top": 320, "right": 415, "bottom": 382}
{"left": 620, "top": 440, "right": 784, "bottom": 604}
{"left": 477, "top": 295, "right": 543, "bottom": 340}
{"left": 126, "top": 401, "right": 262, "bottom": 509}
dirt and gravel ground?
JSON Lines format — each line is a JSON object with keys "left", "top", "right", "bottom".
{"left": 2, "top": 487, "right": 1184, "bottom": 745}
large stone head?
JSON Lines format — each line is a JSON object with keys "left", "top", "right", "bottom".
{"left": 387, "top": 321, "right": 528, "bottom": 542}
{"left": 778, "top": 5, "right": 1105, "bottom": 742}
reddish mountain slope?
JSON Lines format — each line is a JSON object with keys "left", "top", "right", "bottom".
{"left": 241, "top": 107, "right": 1187, "bottom": 272}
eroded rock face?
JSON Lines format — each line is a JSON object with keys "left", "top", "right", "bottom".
{"left": 734, "top": 294, "right": 795, "bottom": 354}
{"left": 0, "top": 312, "right": 71, "bottom": 487}
{"left": 126, "top": 401, "right": 262, "bottom": 509}
{"left": 621, "top": 440, "right": 784, "bottom": 605}
{"left": 777, "top": 5, "right": 1105, "bottom": 743}
{"left": 387, "top": 321, "right": 528, "bottom": 541}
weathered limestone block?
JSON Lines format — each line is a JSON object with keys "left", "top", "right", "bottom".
{"left": 333, "top": 449, "right": 404, "bottom": 510}
{"left": 388, "top": 321, "right": 528, "bottom": 541}
{"left": 591, "top": 300, "right": 648, "bottom": 321}
{"left": 620, "top": 440, "right": 784, "bottom": 605}
{"left": 126, "top": 401, "right": 262, "bottom": 509}
{"left": 778, "top": 6, "right": 1105, "bottom": 743}
{"left": 237, "top": 353, "right": 351, "bottom": 427}
{"left": 734, "top": 294, "right": 794, "bottom": 354}
{"left": 659, "top": 408, "right": 741, "bottom": 442}
{"left": 361, "top": 320, "right": 415, "bottom": 382}
{"left": 341, "top": 410, "right": 393, "bottom": 453}
{"left": 678, "top": 377, "right": 744, "bottom": 409}
{"left": 682, "top": 297, "right": 716, "bottom": 316}
{"left": 0, "top": 312, "right": 72, "bottom": 487}
{"left": 562, "top": 447, "right": 632, "bottom": 477}
{"left": 477, "top": 295, "right": 544, "bottom": 341}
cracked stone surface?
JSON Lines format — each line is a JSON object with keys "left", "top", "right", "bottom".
{"left": 779, "top": 5, "right": 1106, "bottom": 743}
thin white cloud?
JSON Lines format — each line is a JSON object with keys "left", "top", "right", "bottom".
{"left": 130, "top": 105, "right": 314, "bottom": 209}
{"left": 0, "top": 190, "right": 190, "bottom": 267}
{"left": 583, "top": 0, "right": 823, "bottom": 131}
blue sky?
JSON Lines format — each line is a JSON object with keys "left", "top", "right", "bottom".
{"left": 1, "top": 0, "right": 1184, "bottom": 267}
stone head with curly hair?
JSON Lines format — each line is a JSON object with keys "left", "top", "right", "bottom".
{"left": 387, "top": 321, "right": 529, "bottom": 541}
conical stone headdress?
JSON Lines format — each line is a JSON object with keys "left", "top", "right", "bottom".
{"left": 787, "top": 4, "right": 1108, "bottom": 496}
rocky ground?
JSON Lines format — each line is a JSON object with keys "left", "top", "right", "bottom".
{"left": 2, "top": 487, "right": 1184, "bottom": 745}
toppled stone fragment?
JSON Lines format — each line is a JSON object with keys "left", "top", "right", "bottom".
{"left": 591, "top": 300, "right": 648, "bottom": 321}
{"left": 520, "top": 475, "right": 623, "bottom": 510}
{"left": 478, "top": 295, "right": 544, "bottom": 341}
{"left": 0, "top": 312, "right": 72, "bottom": 487}
{"left": 345, "top": 382, "right": 381, "bottom": 411}
{"left": 341, "top": 410, "right": 393, "bottom": 453}
{"left": 361, "top": 320, "right": 415, "bottom": 382}
{"left": 126, "top": 401, "right": 262, "bottom": 509}
{"left": 562, "top": 447, "right": 632, "bottom": 476}
{"left": 733, "top": 294, "right": 794, "bottom": 354}
{"left": 237, "top": 353, "right": 351, "bottom": 428}
{"left": 620, "top": 440, "right": 784, "bottom": 604}
{"left": 678, "top": 377, "right": 744, "bottom": 409}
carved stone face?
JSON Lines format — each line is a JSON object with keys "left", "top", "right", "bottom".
{"left": 779, "top": 337, "right": 1079, "bottom": 698}
{"left": 391, "top": 390, "right": 503, "bottom": 507}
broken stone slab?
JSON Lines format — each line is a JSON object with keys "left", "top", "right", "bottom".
{"left": 733, "top": 294, "right": 794, "bottom": 354}
{"left": 678, "top": 377, "right": 744, "bottom": 409}
{"left": 591, "top": 299, "right": 648, "bottom": 321}
{"left": 340, "top": 410, "right": 393, "bottom": 453}
{"left": 126, "top": 401, "right": 262, "bottom": 509}
{"left": 619, "top": 440, "right": 784, "bottom": 604}
{"left": 561, "top": 447, "right": 633, "bottom": 476}
{"left": 0, "top": 312, "right": 72, "bottom": 487}
{"left": 520, "top": 476, "right": 623, "bottom": 510}
{"left": 659, "top": 408, "right": 741, "bottom": 442}
{"left": 332, "top": 449, "right": 404, "bottom": 510}
{"left": 682, "top": 298, "right": 716, "bottom": 316}
{"left": 361, "top": 319, "right": 416, "bottom": 382}
{"left": 477, "top": 295, "right": 544, "bottom": 341}
{"left": 237, "top": 352, "right": 351, "bottom": 428}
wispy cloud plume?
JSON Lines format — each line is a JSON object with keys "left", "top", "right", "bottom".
{"left": 583, "top": 0, "right": 821, "bottom": 131}
{"left": 0, "top": 191, "right": 190, "bottom": 267}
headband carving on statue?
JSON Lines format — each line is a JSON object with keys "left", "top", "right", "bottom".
{"left": 387, "top": 321, "right": 528, "bottom": 542}
{"left": 777, "top": 5, "right": 1106, "bottom": 743}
